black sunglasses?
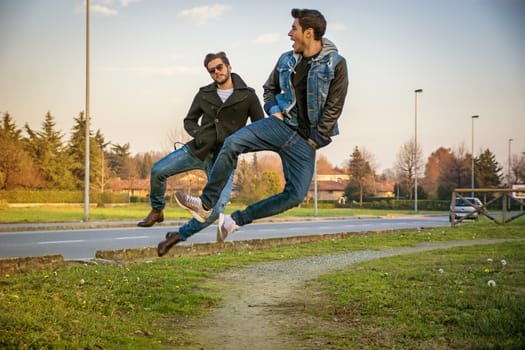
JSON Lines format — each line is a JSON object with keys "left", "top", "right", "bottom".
{"left": 208, "top": 63, "right": 225, "bottom": 74}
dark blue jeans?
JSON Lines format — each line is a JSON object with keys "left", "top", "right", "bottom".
{"left": 201, "top": 116, "right": 315, "bottom": 226}
{"left": 149, "top": 145, "right": 234, "bottom": 240}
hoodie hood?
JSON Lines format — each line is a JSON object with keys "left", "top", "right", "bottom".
{"left": 293, "top": 37, "right": 338, "bottom": 63}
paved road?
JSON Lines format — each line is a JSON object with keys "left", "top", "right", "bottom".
{"left": 0, "top": 215, "right": 449, "bottom": 260}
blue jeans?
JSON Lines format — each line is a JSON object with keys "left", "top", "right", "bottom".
{"left": 149, "top": 145, "right": 234, "bottom": 240}
{"left": 201, "top": 116, "right": 315, "bottom": 226}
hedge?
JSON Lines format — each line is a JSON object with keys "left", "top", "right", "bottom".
{"left": 0, "top": 191, "right": 129, "bottom": 204}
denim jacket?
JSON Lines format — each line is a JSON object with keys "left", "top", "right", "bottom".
{"left": 263, "top": 38, "right": 348, "bottom": 137}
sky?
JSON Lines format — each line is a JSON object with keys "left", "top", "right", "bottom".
{"left": 1, "top": 0, "right": 524, "bottom": 174}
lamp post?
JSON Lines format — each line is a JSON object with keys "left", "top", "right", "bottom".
{"left": 471, "top": 115, "right": 479, "bottom": 197}
{"left": 84, "top": 0, "right": 90, "bottom": 222}
{"left": 414, "top": 89, "right": 423, "bottom": 213}
{"left": 508, "top": 138, "right": 513, "bottom": 187}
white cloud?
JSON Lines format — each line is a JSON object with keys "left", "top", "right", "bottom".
{"left": 255, "top": 33, "right": 284, "bottom": 44}
{"left": 79, "top": 0, "right": 141, "bottom": 16}
{"left": 91, "top": 4, "right": 118, "bottom": 16}
{"left": 119, "top": 0, "right": 142, "bottom": 7}
{"left": 177, "top": 4, "right": 233, "bottom": 25}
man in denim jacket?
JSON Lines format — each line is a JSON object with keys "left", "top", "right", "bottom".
{"left": 168, "top": 8, "right": 348, "bottom": 251}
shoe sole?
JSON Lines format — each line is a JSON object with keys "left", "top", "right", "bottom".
{"left": 174, "top": 192, "right": 207, "bottom": 223}
{"left": 137, "top": 216, "right": 164, "bottom": 227}
{"left": 217, "top": 213, "right": 227, "bottom": 242}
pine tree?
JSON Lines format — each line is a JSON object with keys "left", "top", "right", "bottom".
{"left": 24, "top": 111, "right": 75, "bottom": 189}
{"left": 347, "top": 146, "right": 374, "bottom": 206}
{"left": 0, "top": 112, "right": 43, "bottom": 189}
{"left": 66, "top": 112, "right": 103, "bottom": 190}
{"left": 475, "top": 149, "right": 503, "bottom": 188}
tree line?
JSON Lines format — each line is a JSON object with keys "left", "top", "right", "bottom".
{"left": 346, "top": 141, "right": 525, "bottom": 205}
{"left": 1, "top": 111, "right": 524, "bottom": 204}
{"left": 1, "top": 111, "right": 154, "bottom": 191}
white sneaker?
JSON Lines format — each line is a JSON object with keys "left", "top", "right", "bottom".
{"left": 174, "top": 191, "right": 211, "bottom": 223}
{"left": 217, "top": 214, "right": 239, "bottom": 242}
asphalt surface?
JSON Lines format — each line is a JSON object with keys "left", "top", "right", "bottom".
{"left": 0, "top": 215, "right": 450, "bottom": 260}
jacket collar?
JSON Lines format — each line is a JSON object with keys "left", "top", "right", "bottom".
{"left": 292, "top": 37, "right": 338, "bottom": 65}
{"left": 202, "top": 72, "right": 247, "bottom": 92}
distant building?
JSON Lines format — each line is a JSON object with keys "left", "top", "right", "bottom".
{"left": 307, "top": 168, "right": 350, "bottom": 201}
{"left": 111, "top": 171, "right": 207, "bottom": 199}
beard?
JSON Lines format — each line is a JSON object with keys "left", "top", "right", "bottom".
{"left": 214, "top": 71, "right": 231, "bottom": 86}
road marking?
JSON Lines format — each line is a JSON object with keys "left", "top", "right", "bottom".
{"left": 115, "top": 236, "right": 149, "bottom": 240}
{"left": 38, "top": 240, "right": 85, "bottom": 245}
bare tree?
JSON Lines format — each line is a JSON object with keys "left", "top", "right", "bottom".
{"left": 394, "top": 138, "right": 422, "bottom": 200}
{"left": 511, "top": 153, "right": 525, "bottom": 184}
{"left": 165, "top": 125, "right": 192, "bottom": 152}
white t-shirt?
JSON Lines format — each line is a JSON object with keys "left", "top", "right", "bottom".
{"left": 217, "top": 88, "right": 234, "bottom": 103}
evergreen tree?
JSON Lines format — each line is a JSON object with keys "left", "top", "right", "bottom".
{"left": 24, "top": 111, "right": 75, "bottom": 189}
{"left": 107, "top": 143, "right": 137, "bottom": 180}
{"left": 1, "top": 112, "right": 22, "bottom": 140}
{"left": 346, "top": 146, "right": 374, "bottom": 206}
{"left": 66, "top": 112, "right": 103, "bottom": 190}
{"left": 0, "top": 112, "right": 43, "bottom": 189}
{"left": 475, "top": 149, "right": 502, "bottom": 188}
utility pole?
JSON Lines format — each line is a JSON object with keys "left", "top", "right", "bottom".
{"left": 84, "top": 0, "right": 90, "bottom": 222}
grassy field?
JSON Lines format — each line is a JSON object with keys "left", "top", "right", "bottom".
{"left": 0, "top": 203, "right": 428, "bottom": 223}
{"left": 1, "top": 219, "right": 524, "bottom": 349}
{"left": 300, "top": 240, "right": 524, "bottom": 349}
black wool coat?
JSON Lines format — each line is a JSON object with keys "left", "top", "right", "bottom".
{"left": 184, "top": 72, "right": 264, "bottom": 161}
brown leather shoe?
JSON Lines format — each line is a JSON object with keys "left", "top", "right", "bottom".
{"left": 137, "top": 209, "right": 164, "bottom": 227}
{"left": 157, "top": 231, "right": 182, "bottom": 257}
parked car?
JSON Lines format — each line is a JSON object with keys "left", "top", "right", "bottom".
{"left": 449, "top": 197, "right": 483, "bottom": 222}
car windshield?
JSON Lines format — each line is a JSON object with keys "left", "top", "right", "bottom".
{"left": 456, "top": 198, "right": 480, "bottom": 206}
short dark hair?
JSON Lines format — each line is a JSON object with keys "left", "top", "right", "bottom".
{"left": 203, "top": 51, "right": 230, "bottom": 68}
{"left": 291, "top": 8, "right": 326, "bottom": 40}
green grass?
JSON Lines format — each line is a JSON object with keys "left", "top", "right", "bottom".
{"left": 0, "top": 203, "right": 430, "bottom": 223}
{"left": 300, "top": 241, "right": 525, "bottom": 349}
{"left": 1, "top": 220, "right": 523, "bottom": 348}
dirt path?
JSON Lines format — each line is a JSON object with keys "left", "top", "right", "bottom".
{"left": 188, "top": 239, "right": 514, "bottom": 350}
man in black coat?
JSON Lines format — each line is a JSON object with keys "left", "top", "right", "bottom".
{"left": 136, "top": 52, "right": 264, "bottom": 256}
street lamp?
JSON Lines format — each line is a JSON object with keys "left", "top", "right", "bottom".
{"left": 414, "top": 89, "right": 423, "bottom": 213}
{"left": 84, "top": 0, "right": 90, "bottom": 222}
{"left": 508, "top": 138, "right": 513, "bottom": 187}
{"left": 471, "top": 115, "right": 479, "bottom": 196}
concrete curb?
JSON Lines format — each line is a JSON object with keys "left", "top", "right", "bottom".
{"left": 1, "top": 229, "right": 397, "bottom": 275}
{"left": 97, "top": 230, "right": 392, "bottom": 262}
{"left": 0, "top": 254, "right": 65, "bottom": 275}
